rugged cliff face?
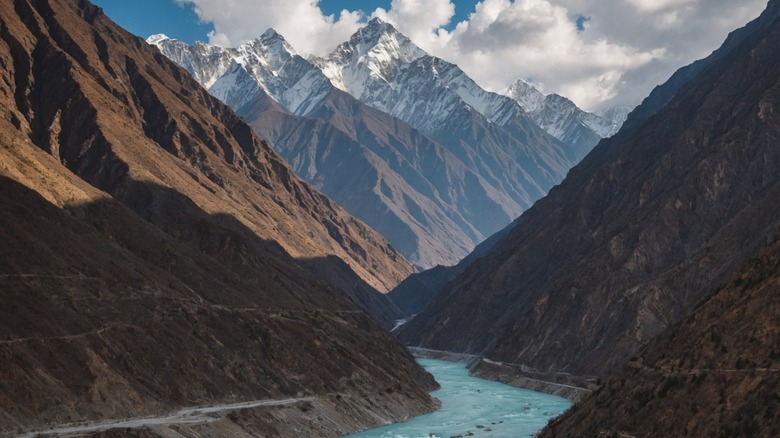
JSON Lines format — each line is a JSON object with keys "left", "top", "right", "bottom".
{"left": 543, "top": 229, "right": 780, "bottom": 437}
{"left": 398, "top": 0, "right": 780, "bottom": 380}
{"left": 0, "top": 0, "right": 436, "bottom": 434}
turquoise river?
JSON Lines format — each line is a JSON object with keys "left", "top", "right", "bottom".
{"left": 348, "top": 358, "right": 571, "bottom": 438}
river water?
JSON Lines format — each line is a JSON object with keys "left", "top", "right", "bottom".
{"left": 348, "top": 358, "right": 571, "bottom": 438}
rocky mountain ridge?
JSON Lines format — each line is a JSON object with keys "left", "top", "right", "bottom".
{"left": 152, "top": 32, "right": 498, "bottom": 268}
{"left": 314, "top": 18, "right": 586, "bottom": 188}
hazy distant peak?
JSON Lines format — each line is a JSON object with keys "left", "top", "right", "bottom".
{"left": 505, "top": 79, "right": 545, "bottom": 112}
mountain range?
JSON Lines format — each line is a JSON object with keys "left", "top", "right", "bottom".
{"left": 150, "top": 19, "right": 626, "bottom": 269}
{"left": 3, "top": 0, "right": 775, "bottom": 435}
{"left": 0, "top": 0, "right": 437, "bottom": 434}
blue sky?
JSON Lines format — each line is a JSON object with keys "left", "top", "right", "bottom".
{"left": 90, "top": 0, "right": 767, "bottom": 111}
{"left": 91, "top": 0, "right": 211, "bottom": 43}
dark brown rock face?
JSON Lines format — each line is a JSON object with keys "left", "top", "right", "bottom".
{"left": 388, "top": 220, "right": 515, "bottom": 318}
{"left": 542, "top": 229, "right": 780, "bottom": 438}
{"left": 0, "top": 0, "right": 435, "bottom": 434}
{"left": 398, "top": 0, "right": 780, "bottom": 379}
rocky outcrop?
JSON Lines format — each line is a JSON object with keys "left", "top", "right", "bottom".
{"left": 0, "top": 0, "right": 436, "bottom": 434}
{"left": 397, "top": 0, "right": 780, "bottom": 382}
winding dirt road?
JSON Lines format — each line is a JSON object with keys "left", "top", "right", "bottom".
{"left": 17, "top": 397, "right": 317, "bottom": 437}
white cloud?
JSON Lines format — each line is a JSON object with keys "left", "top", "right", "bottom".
{"left": 176, "top": 0, "right": 364, "bottom": 55}
{"left": 549, "top": 0, "right": 767, "bottom": 108}
{"left": 624, "top": 0, "right": 696, "bottom": 13}
{"left": 177, "top": 0, "right": 768, "bottom": 110}
{"left": 387, "top": 0, "right": 666, "bottom": 109}
{"left": 371, "top": 0, "right": 455, "bottom": 47}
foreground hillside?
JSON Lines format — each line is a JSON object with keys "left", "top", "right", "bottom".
{"left": 398, "top": 0, "right": 780, "bottom": 381}
{"left": 543, "top": 229, "right": 780, "bottom": 437}
{"left": 0, "top": 0, "right": 436, "bottom": 434}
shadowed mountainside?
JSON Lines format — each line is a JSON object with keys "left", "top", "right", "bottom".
{"left": 388, "top": 219, "right": 515, "bottom": 318}
{"left": 543, "top": 229, "right": 780, "bottom": 437}
{"left": 0, "top": 0, "right": 437, "bottom": 434}
{"left": 398, "top": 0, "right": 780, "bottom": 381}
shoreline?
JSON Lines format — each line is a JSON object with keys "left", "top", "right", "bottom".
{"left": 408, "top": 347, "right": 594, "bottom": 403}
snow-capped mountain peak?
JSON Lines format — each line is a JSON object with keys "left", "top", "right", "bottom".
{"left": 261, "top": 27, "right": 283, "bottom": 41}
{"left": 146, "top": 34, "right": 170, "bottom": 45}
{"left": 255, "top": 28, "right": 297, "bottom": 59}
{"left": 313, "top": 18, "right": 427, "bottom": 98}
{"left": 349, "top": 18, "right": 425, "bottom": 63}
{"left": 152, "top": 29, "right": 333, "bottom": 116}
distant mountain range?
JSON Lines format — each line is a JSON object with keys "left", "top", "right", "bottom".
{"left": 506, "top": 79, "right": 629, "bottom": 157}
{"left": 150, "top": 19, "right": 628, "bottom": 269}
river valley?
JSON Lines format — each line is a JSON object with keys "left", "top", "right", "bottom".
{"left": 348, "top": 359, "right": 571, "bottom": 438}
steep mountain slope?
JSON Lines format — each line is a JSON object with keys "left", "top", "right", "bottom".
{"left": 315, "top": 19, "right": 579, "bottom": 203}
{"left": 152, "top": 33, "right": 520, "bottom": 269}
{"left": 388, "top": 219, "right": 515, "bottom": 318}
{"left": 543, "top": 229, "right": 780, "bottom": 437}
{"left": 398, "top": 0, "right": 780, "bottom": 380}
{"left": 0, "top": 0, "right": 436, "bottom": 434}
{"left": 505, "top": 79, "right": 629, "bottom": 151}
